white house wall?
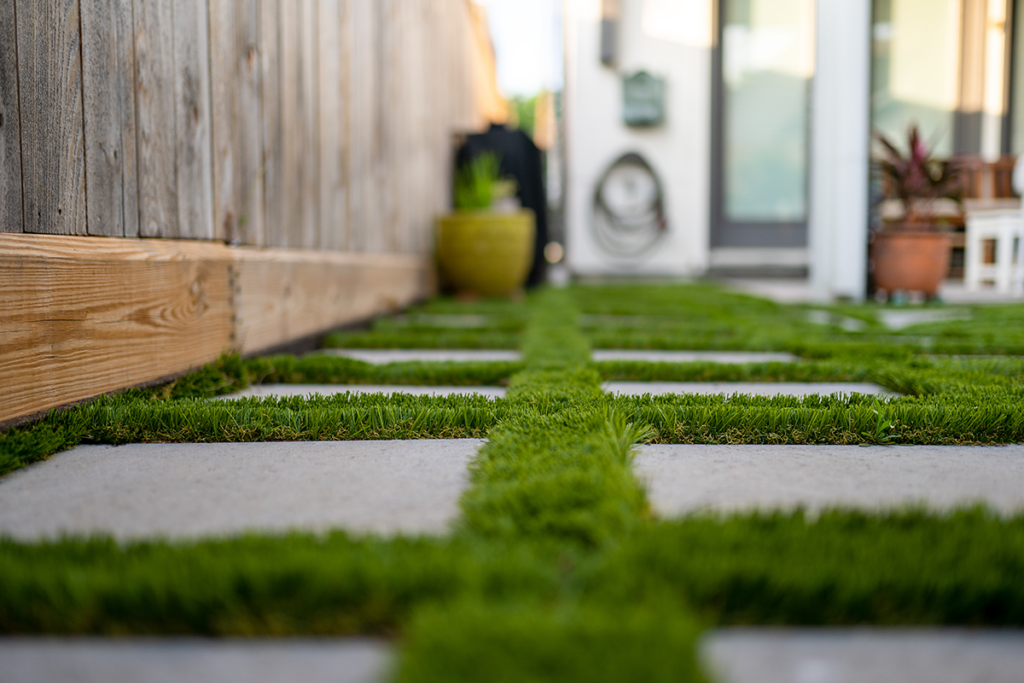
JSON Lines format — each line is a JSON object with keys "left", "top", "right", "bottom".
{"left": 564, "top": 0, "right": 712, "bottom": 277}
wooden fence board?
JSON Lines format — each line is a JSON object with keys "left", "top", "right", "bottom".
{"left": 210, "top": 0, "right": 265, "bottom": 246}
{"left": 258, "top": 0, "right": 283, "bottom": 247}
{"left": 300, "top": 0, "right": 319, "bottom": 249}
{"left": 317, "top": 0, "right": 344, "bottom": 251}
{"left": 0, "top": 0, "right": 23, "bottom": 233}
{"left": 3, "top": 0, "right": 481, "bottom": 248}
{"left": 80, "top": 0, "right": 139, "bottom": 237}
{"left": 133, "top": 0, "right": 179, "bottom": 238}
{"left": 338, "top": 0, "right": 352, "bottom": 250}
{"left": 209, "top": 0, "right": 239, "bottom": 243}
{"left": 235, "top": 0, "right": 265, "bottom": 246}
{"left": 15, "top": 0, "right": 87, "bottom": 236}
{"left": 172, "top": 0, "right": 215, "bottom": 239}
{"left": 277, "top": 2, "right": 302, "bottom": 248}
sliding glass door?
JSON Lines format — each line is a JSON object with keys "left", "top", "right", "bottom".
{"left": 711, "top": 0, "right": 815, "bottom": 247}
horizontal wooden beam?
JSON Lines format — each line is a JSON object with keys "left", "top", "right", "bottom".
{"left": 232, "top": 246, "right": 433, "bottom": 355}
{"left": 0, "top": 234, "right": 433, "bottom": 425}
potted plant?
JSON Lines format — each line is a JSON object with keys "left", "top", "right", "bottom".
{"left": 871, "top": 125, "right": 964, "bottom": 299}
{"left": 436, "top": 152, "right": 535, "bottom": 297}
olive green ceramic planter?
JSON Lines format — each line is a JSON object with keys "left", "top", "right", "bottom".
{"left": 437, "top": 209, "right": 535, "bottom": 296}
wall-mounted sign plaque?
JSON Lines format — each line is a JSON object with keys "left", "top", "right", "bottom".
{"left": 622, "top": 71, "right": 665, "bottom": 127}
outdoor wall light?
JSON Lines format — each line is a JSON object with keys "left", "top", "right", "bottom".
{"left": 600, "top": 0, "right": 619, "bottom": 66}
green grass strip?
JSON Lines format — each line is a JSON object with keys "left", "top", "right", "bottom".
{"left": 248, "top": 355, "right": 521, "bottom": 387}
{"left": 396, "top": 600, "right": 707, "bottom": 683}
{"left": 4, "top": 358, "right": 1022, "bottom": 478}
{"left": 2, "top": 511, "right": 1021, "bottom": 638}
{"left": 593, "top": 509, "right": 1024, "bottom": 626}
{"left": 572, "top": 283, "right": 1024, "bottom": 357}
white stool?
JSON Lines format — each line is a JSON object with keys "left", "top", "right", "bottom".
{"left": 963, "top": 207, "right": 1024, "bottom": 295}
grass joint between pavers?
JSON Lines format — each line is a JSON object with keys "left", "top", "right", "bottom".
{"left": 2, "top": 283, "right": 1024, "bottom": 681}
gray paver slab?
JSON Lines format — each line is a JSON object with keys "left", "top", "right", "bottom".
{"left": 224, "top": 384, "right": 508, "bottom": 399}
{"left": 701, "top": 629, "right": 1024, "bottom": 683}
{"left": 634, "top": 444, "right": 1024, "bottom": 515}
{"left": 0, "top": 638, "right": 391, "bottom": 683}
{"left": 592, "top": 350, "right": 797, "bottom": 363}
{"left": 0, "top": 440, "right": 483, "bottom": 540}
{"left": 605, "top": 382, "right": 895, "bottom": 397}
{"left": 318, "top": 349, "right": 520, "bottom": 363}
{"left": 877, "top": 308, "right": 971, "bottom": 330}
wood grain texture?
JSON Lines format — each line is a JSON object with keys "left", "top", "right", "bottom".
{"left": 15, "top": 0, "right": 87, "bottom": 235}
{"left": 0, "top": 233, "right": 434, "bottom": 423}
{"left": 80, "top": 0, "right": 139, "bottom": 237}
{"left": 133, "top": 0, "right": 178, "bottom": 238}
{"left": 299, "top": 0, "right": 319, "bottom": 249}
{"left": 0, "top": 233, "right": 234, "bottom": 424}
{"left": 0, "top": 0, "right": 23, "bottom": 233}
{"left": 210, "top": 0, "right": 265, "bottom": 246}
{"left": 276, "top": 1, "right": 302, "bottom": 248}
{"left": 172, "top": 0, "right": 215, "bottom": 239}
{"left": 208, "top": 0, "right": 238, "bottom": 243}
{"left": 317, "top": 0, "right": 345, "bottom": 251}
{"left": 235, "top": 0, "right": 264, "bottom": 246}
{"left": 258, "top": 0, "right": 283, "bottom": 247}
{"left": 232, "top": 245, "right": 432, "bottom": 354}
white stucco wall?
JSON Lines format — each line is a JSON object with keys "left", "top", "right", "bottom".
{"left": 807, "top": 0, "right": 871, "bottom": 301}
{"left": 563, "top": 0, "right": 713, "bottom": 276}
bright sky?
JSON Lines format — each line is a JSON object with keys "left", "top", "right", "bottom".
{"left": 476, "top": 0, "right": 564, "bottom": 97}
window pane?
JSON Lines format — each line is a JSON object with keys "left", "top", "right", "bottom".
{"left": 871, "top": 0, "right": 961, "bottom": 157}
{"left": 723, "top": 0, "right": 814, "bottom": 223}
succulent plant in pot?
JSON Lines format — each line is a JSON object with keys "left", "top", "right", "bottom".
{"left": 871, "top": 125, "right": 964, "bottom": 299}
{"left": 437, "top": 152, "right": 536, "bottom": 298}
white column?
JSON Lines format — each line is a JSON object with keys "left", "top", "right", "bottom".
{"left": 808, "top": 0, "right": 872, "bottom": 301}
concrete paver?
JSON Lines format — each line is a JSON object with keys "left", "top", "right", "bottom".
{"left": 634, "top": 444, "right": 1024, "bottom": 516}
{"left": 592, "top": 350, "right": 797, "bottom": 363}
{"left": 321, "top": 348, "right": 799, "bottom": 365}
{"left": 223, "top": 382, "right": 895, "bottom": 401}
{"left": 605, "top": 382, "right": 895, "bottom": 397}
{"left": 224, "top": 384, "right": 508, "bottom": 400}
{"left": 0, "top": 638, "right": 391, "bottom": 683}
{"left": 318, "top": 349, "right": 521, "bottom": 363}
{"left": 0, "top": 440, "right": 482, "bottom": 540}
{"left": 701, "top": 629, "right": 1024, "bottom": 683}
{"left": 4, "top": 629, "right": 1021, "bottom": 683}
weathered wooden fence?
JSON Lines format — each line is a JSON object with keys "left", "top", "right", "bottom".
{"left": 0, "top": 0, "right": 493, "bottom": 425}
{"left": 0, "top": 0, "right": 481, "bottom": 251}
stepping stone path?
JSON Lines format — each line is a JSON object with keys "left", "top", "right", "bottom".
{"left": 701, "top": 629, "right": 1024, "bottom": 683}
{"left": 225, "top": 382, "right": 894, "bottom": 400}
{"left": 0, "top": 441, "right": 480, "bottom": 540}
{"left": 4, "top": 628, "right": 1023, "bottom": 683}
{"left": 604, "top": 381, "right": 895, "bottom": 398}
{"left": 225, "top": 384, "right": 508, "bottom": 400}
{"left": 0, "top": 638, "right": 391, "bottom": 683}
{"left": 634, "top": 445, "right": 1024, "bottom": 516}
{"left": 5, "top": 442, "right": 1021, "bottom": 542}
{"left": 591, "top": 350, "right": 797, "bottom": 363}
{"left": 3, "top": 329, "right": 1018, "bottom": 681}
{"left": 320, "top": 349, "right": 521, "bottom": 363}
{"left": 322, "top": 349, "right": 798, "bottom": 364}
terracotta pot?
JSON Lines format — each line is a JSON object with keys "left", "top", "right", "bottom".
{"left": 436, "top": 209, "right": 535, "bottom": 296}
{"left": 871, "top": 230, "right": 952, "bottom": 296}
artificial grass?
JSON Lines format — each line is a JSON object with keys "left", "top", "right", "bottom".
{"left": 248, "top": 355, "right": 521, "bottom": 387}
{"left": 572, "top": 283, "right": 1024, "bottom": 356}
{"left": 323, "top": 329, "right": 521, "bottom": 350}
{"left": 2, "top": 511, "right": 1021, "bottom": 637}
{"left": 2, "top": 281, "right": 1024, "bottom": 679}
{"left": 3, "top": 353, "right": 1023, "bottom": 479}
